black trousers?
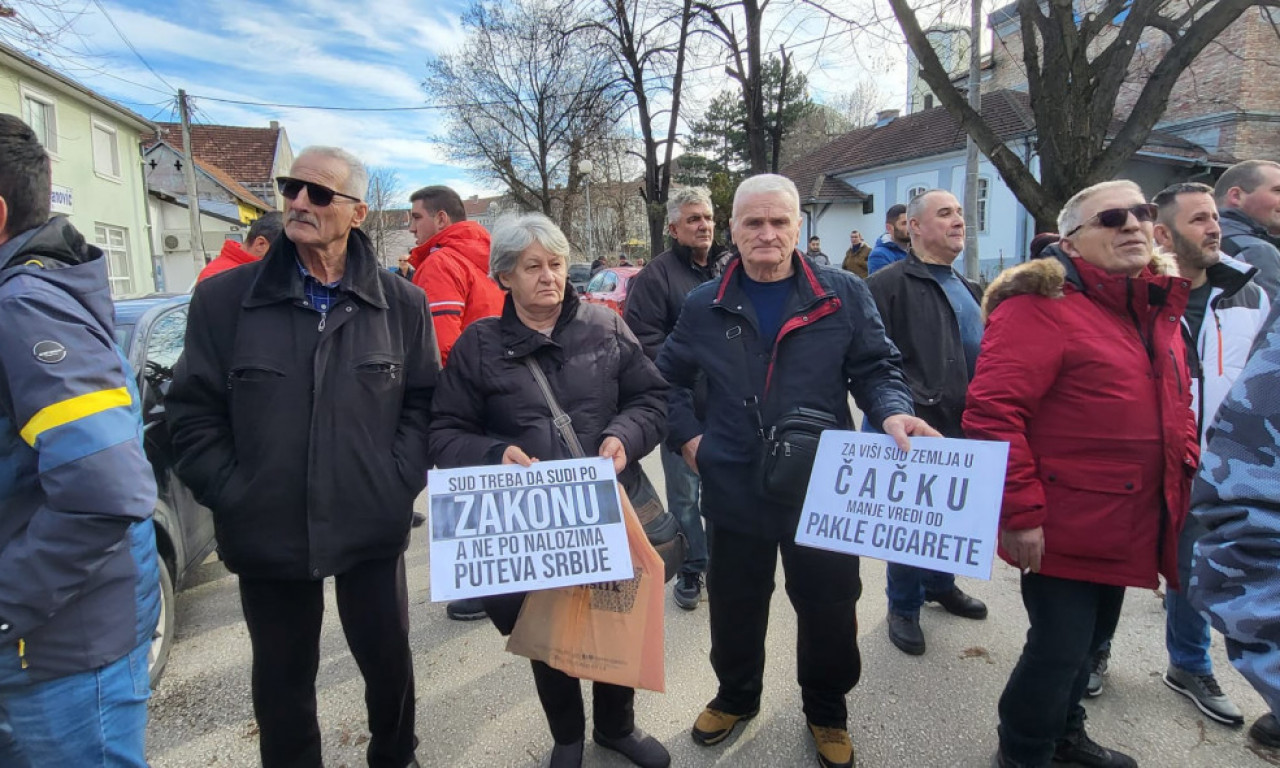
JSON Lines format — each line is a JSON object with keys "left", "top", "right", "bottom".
{"left": 998, "top": 573, "right": 1125, "bottom": 766}
{"left": 483, "top": 591, "right": 636, "bottom": 745}
{"left": 706, "top": 524, "right": 862, "bottom": 727}
{"left": 238, "top": 555, "right": 417, "bottom": 768}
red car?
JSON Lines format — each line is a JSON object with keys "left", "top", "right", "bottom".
{"left": 581, "top": 266, "right": 641, "bottom": 316}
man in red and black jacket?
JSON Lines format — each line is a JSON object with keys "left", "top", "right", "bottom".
{"left": 196, "top": 212, "right": 283, "bottom": 283}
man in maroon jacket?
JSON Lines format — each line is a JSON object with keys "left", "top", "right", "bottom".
{"left": 964, "top": 180, "right": 1198, "bottom": 768}
{"left": 196, "top": 212, "right": 283, "bottom": 284}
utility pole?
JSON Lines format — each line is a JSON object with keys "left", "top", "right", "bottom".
{"left": 963, "top": 0, "right": 982, "bottom": 281}
{"left": 579, "top": 159, "right": 594, "bottom": 261}
{"left": 178, "top": 89, "right": 206, "bottom": 275}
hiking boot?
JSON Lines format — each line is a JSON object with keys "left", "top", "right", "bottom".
{"left": 1250, "top": 713, "right": 1280, "bottom": 748}
{"left": 1163, "top": 665, "right": 1244, "bottom": 726}
{"left": 1052, "top": 728, "right": 1137, "bottom": 767}
{"left": 541, "top": 739, "right": 583, "bottom": 768}
{"left": 1085, "top": 647, "right": 1110, "bottom": 698}
{"left": 926, "top": 586, "right": 988, "bottom": 619}
{"left": 673, "top": 572, "right": 703, "bottom": 611}
{"left": 808, "top": 723, "right": 856, "bottom": 768}
{"left": 445, "top": 598, "right": 487, "bottom": 621}
{"left": 887, "top": 612, "right": 926, "bottom": 656}
{"left": 691, "top": 707, "right": 757, "bottom": 745}
{"left": 593, "top": 728, "right": 669, "bottom": 768}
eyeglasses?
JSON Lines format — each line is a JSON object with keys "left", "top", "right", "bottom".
{"left": 1065, "top": 203, "right": 1158, "bottom": 237}
{"left": 276, "top": 177, "right": 362, "bottom": 207}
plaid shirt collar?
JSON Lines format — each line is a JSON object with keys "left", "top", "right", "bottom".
{"left": 295, "top": 257, "right": 343, "bottom": 314}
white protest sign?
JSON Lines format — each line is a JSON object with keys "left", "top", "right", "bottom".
{"left": 427, "top": 457, "right": 633, "bottom": 601}
{"left": 794, "top": 432, "right": 1009, "bottom": 580}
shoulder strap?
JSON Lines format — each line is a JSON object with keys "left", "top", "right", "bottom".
{"left": 523, "top": 356, "right": 586, "bottom": 458}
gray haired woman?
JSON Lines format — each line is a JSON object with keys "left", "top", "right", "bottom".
{"left": 428, "top": 213, "right": 670, "bottom": 768}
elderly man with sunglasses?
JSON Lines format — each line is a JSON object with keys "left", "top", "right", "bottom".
{"left": 964, "top": 180, "right": 1198, "bottom": 768}
{"left": 167, "top": 147, "right": 438, "bottom": 768}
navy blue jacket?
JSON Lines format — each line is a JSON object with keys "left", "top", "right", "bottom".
{"left": 657, "top": 252, "right": 913, "bottom": 539}
{"left": 0, "top": 218, "right": 159, "bottom": 682}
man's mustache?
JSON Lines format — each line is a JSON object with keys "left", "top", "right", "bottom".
{"left": 288, "top": 212, "right": 317, "bottom": 227}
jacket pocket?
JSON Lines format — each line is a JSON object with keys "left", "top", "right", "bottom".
{"left": 353, "top": 354, "right": 405, "bottom": 393}
{"left": 1039, "top": 457, "right": 1144, "bottom": 561}
{"left": 227, "top": 363, "right": 286, "bottom": 466}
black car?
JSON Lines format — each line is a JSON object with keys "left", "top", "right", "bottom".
{"left": 568, "top": 262, "right": 593, "bottom": 294}
{"left": 114, "top": 294, "right": 216, "bottom": 686}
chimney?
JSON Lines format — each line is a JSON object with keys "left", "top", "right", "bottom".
{"left": 875, "top": 109, "right": 900, "bottom": 127}
{"left": 269, "top": 120, "right": 279, "bottom": 130}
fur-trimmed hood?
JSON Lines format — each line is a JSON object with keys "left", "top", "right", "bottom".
{"left": 982, "top": 244, "right": 1179, "bottom": 322}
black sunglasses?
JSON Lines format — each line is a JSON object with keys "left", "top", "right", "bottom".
{"left": 1066, "top": 203, "right": 1158, "bottom": 237}
{"left": 276, "top": 177, "right": 362, "bottom": 207}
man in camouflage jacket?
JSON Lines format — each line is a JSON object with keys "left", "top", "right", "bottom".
{"left": 1190, "top": 298, "right": 1280, "bottom": 749}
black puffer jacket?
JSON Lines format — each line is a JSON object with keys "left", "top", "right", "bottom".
{"left": 864, "top": 252, "right": 982, "bottom": 437}
{"left": 623, "top": 242, "right": 726, "bottom": 360}
{"left": 167, "top": 229, "right": 438, "bottom": 580}
{"left": 428, "top": 290, "right": 667, "bottom": 493}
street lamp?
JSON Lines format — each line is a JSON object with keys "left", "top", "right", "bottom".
{"left": 578, "top": 159, "right": 594, "bottom": 261}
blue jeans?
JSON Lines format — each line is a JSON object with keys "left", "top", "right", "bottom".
{"left": 661, "top": 446, "right": 707, "bottom": 574}
{"left": 885, "top": 562, "right": 955, "bottom": 617}
{"left": 1166, "top": 587, "right": 1212, "bottom": 675}
{"left": 0, "top": 639, "right": 151, "bottom": 767}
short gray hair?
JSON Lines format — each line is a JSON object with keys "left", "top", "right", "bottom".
{"left": 906, "top": 188, "right": 954, "bottom": 222}
{"left": 489, "top": 212, "right": 571, "bottom": 279}
{"left": 1058, "top": 180, "right": 1142, "bottom": 235}
{"left": 732, "top": 174, "right": 800, "bottom": 219}
{"left": 294, "top": 146, "right": 368, "bottom": 201}
{"left": 667, "top": 186, "right": 714, "bottom": 224}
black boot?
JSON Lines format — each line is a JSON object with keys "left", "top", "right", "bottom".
{"left": 1052, "top": 727, "right": 1137, "bottom": 767}
{"left": 541, "top": 739, "right": 583, "bottom": 768}
{"left": 887, "top": 612, "right": 926, "bottom": 655}
{"left": 1250, "top": 713, "right": 1280, "bottom": 748}
{"left": 593, "top": 727, "right": 670, "bottom": 768}
{"left": 926, "top": 586, "right": 988, "bottom": 619}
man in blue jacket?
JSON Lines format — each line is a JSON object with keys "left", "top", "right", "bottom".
{"left": 0, "top": 114, "right": 160, "bottom": 766}
{"left": 867, "top": 203, "right": 910, "bottom": 274}
{"left": 658, "top": 174, "right": 934, "bottom": 768}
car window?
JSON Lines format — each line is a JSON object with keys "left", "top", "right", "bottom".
{"left": 113, "top": 323, "right": 134, "bottom": 350}
{"left": 586, "top": 272, "right": 607, "bottom": 293}
{"left": 146, "top": 307, "right": 188, "bottom": 369}
{"left": 600, "top": 272, "right": 618, "bottom": 292}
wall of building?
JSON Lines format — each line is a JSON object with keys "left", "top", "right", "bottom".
{"left": 149, "top": 198, "right": 249, "bottom": 291}
{"left": 0, "top": 64, "right": 155, "bottom": 295}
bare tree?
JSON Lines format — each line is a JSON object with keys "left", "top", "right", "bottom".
{"left": 830, "top": 78, "right": 887, "bottom": 128}
{"left": 425, "top": 0, "right": 623, "bottom": 232}
{"left": 878, "top": 0, "right": 1278, "bottom": 229}
{"left": 580, "top": 0, "right": 695, "bottom": 256}
{"left": 695, "top": 0, "right": 772, "bottom": 173}
{"left": 362, "top": 167, "right": 404, "bottom": 267}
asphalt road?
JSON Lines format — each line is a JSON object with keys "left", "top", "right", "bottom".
{"left": 146, "top": 450, "right": 1280, "bottom": 768}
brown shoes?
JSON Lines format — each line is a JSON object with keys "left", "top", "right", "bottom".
{"left": 808, "top": 723, "right": 856, "bottom": 768}
{"left": 691, "top": 707, "right": 758, "bottom": 745}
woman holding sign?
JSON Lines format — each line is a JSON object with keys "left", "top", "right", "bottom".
{"left": 429, "top": 213, "right": 670, "bottom": 768}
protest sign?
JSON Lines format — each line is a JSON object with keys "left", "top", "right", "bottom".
{"left": 427, "top": 457, "right": 633, "bottom": 601}
{"left": 794, "top": 432, "right": 1009, "bottom": 579}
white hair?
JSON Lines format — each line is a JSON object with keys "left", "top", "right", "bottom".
{"left": 667, "top": 187, "right": 714, "bottom": 224}
{"left": 1058, "top": 180, "right": 1142, "bottom": 235}
{"left": 489, "top": 212, "right": 571, "bottom": 279}
{"left": 731, "top": 174, "right": 800, "bottom": 219}
{"left": 295, "top": 145, "right": 368, "bottom": 201}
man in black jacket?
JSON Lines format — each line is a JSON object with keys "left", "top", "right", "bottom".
{"left": 865, "top": 189, "right": 989, "bottom": 658}
{"left": 624, "top": 186, "right": 724, "bottom": 610}
{"left": 659, "top": 174, "right": 934, "bottom": 768}
{"left": 167, "top": 146, "right": 437, "bottom": 768}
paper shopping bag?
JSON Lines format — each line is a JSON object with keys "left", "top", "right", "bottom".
{"left": 506, "top": 483, "right": 666, "bottom": 692}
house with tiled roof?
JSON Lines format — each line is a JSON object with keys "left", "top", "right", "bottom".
{"left": 150, "top": 121, "right": 294, "bottom": 209}
{"left": 782, "top": 89, "right": 1234, "bottom": 280}
{"left": 0, "top": 40, "right": 157, "bottom": 295}
{"left": 143, "top": 140, "right": 276, "bottom": 289}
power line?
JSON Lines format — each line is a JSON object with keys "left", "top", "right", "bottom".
{"left": 90, "top": 0, "right": 176, "bottom": 93}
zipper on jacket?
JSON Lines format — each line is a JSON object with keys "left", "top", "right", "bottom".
{"left": 17, "top": 638, "right": 26, "bottom": 669}
{"left": 318, "top": 312, "right": 327, "bottom": 332}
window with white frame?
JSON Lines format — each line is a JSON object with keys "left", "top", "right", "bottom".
{"left": 94, "top": 223, "right": 133, "bottom": 296}
{"left": 976, "top": 177, "right": 991, "bottom": 233}
{"left": 906, "top": 185, "right": 928, "bottom": 202}
{"left": 21, "top": 88, "right": 57, "bottom": 153}
{"left": 92, "top": 119, "right": 121, "bottom": 179}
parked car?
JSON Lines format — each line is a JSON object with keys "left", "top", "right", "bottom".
{"left": 581, "top": 266, "right": 641, "bottom": 316}
{"left": 568, "top": 262, "right": 593, "bottom": 294}
{"left": 113, "top": 294, "right": 216, "bottom": 687}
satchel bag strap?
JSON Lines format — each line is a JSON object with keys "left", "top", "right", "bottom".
{"left": 523, "top": 356, "right": 587, "bottom": 458}
{"left": 721, "top": 311, "right": 769, "bottom": 441}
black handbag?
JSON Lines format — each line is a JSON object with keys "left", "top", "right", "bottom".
{"left": 724, "top": 321, "right": 837, "bottom": 508}
{"left": 523, "top": 358, "right": 686, "bottom": 583}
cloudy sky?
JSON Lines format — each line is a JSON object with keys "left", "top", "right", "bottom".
{"left": 6, "top": 0, "right": 910, "bottom": 201}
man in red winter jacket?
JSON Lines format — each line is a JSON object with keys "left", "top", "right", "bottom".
{"left": 407, "top": 185, "right": 504, "bottom": 622}
{"left": 406, "top": 186, "right": 503, "bottom": 367}
{"left": 965, "top": 180, "right": 1199, "bottom": 768}
{"left": 196, "top": 212, "right": 283, "bottom": 283}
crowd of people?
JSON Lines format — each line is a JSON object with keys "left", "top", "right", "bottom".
{"left": 1, "top": 107, "right": 1279, "bottom": 768}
